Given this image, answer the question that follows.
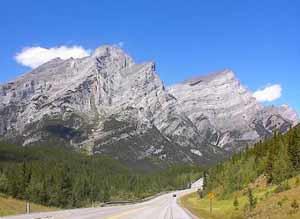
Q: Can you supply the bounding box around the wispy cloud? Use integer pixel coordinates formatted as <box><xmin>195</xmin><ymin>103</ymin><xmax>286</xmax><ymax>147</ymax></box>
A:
<box><xmin>253</xmin><ymin>84</ymin><xmax>282</xmax><ymax>102</ymax></box>
<box><xmin>15</xmin><ymin>46</ymin><xmax>91</xmax><ymax>68</ymax></box>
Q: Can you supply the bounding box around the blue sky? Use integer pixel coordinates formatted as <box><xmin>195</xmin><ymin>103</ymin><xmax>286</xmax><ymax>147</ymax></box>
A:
<box><xmin>0</xmin><ymin>0</ymin><xmax>299</xmax><ymax>112</ymax></box>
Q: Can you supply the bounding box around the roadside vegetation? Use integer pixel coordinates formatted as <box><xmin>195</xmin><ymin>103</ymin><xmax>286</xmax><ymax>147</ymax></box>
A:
<box><xmin>181</xmin><ymin>124</ymin><xmax>300</xmax><ymax>219</ymax></box>
<box><xmin>0</xmin><ymin>142</ymin><xmax>202</xmax><ymax>210</ymax></box>
<box><xmin>0</xmin><ymin>193</ymin><xmax>56</xmax><ymax>217</ymax></box>
<box><xmin>182</xmin><ymin>175</ymin><xmax>300</xmax><ymax>219</ymax></box>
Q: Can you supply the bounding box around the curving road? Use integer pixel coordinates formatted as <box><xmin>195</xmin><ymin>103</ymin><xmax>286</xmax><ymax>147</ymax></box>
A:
<box><xmin>3</xmin><ymin>179</ymin><xmax>202</xmax><ymax>219</ymax></box>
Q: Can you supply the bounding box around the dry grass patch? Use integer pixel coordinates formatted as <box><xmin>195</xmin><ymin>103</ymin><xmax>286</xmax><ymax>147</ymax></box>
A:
<box><xmin>0</xmin><ymin>194</ymin><xmax>57</xmax><ymax>217</ymax></box>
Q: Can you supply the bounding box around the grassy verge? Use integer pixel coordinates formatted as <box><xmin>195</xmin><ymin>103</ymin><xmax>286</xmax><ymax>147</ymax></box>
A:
<box><xmin>0</xmin><ymin>194</ymin><xmax>57</xmax><ymax>217</ymax></box>
<box><xmin>181</xmin><ymin>176</ymin><xmax>300</xmax><ymax>219</ymax></box>
<box><xmin>181</xmin><ymin>192</ymin><xmax>245</xmax><ymax>219</ymax></box>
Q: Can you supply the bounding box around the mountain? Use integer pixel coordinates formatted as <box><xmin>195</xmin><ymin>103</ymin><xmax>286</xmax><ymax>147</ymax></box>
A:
<box><xmin>0</xmin><ymin>45</ymin><xmax>298</xmax><ymax>167</ymax></box>
<box><xmin>168</xmin><ymin>70</ymin><xmax>298</xmax><ymax>151</ymax></box>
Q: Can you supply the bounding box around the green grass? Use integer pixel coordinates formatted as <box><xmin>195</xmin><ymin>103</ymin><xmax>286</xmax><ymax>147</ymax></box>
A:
<box><xmin>181</xmin><ymin>176</ymin><xmax>300</xmax><ymax>219</ymax></box>
<box><xmin>0</xmin><ymin>194</ymin><xmax>57</xmax><ymax>217</ymax></box>
<box><xmin>181</xmin><ymin>192</ymin><xmax>245</xmax><ymax>219</ymax></box>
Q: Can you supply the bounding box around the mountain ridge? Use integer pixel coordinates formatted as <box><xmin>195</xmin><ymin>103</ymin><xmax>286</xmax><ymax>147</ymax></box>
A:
<box><xmin>0</xmin><ymin>45</ymin><xmax>298</xmax><ymax>166</ymax></box>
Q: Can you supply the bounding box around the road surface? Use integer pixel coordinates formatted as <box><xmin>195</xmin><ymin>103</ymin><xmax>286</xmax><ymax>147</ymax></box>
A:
<box><xmin>3</xmin><ymin>179</ymin><xmax>203</xmax><ymax>219</ymax></box>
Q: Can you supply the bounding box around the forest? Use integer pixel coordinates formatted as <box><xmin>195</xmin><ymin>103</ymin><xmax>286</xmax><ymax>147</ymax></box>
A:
<box><xmin>0</xmin><ymin>142</ymin><xmax>202</xmax><ymax>208</ymax></box>
<box><xmin>203</xmin><ymin>124</ymin><xmax>300</xmax><ymax>198</ymax></box>
<box><xmin>2</xmin><ymin>124</ymin><xmax>299</xmax><ymax>211</ymax></box>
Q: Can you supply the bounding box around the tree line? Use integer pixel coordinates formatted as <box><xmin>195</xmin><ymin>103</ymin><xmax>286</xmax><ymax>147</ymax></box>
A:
<box><xmin>203</xmin><ymin>124</ymin><xmax>300</xmax><ymax>198</ymax></box>
<box><xmin>0</xmin><ymin>142</ymin><xmax>202</xmax><ymax>208</ymax></box>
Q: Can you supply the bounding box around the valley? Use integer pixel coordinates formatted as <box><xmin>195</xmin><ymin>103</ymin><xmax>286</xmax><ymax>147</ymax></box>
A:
<box><xmin>0</xmin><ymin>45</ymin><xmax>299</xmax><ymax>218</ymax></box>
<box><xmin>1</xmin><ymin>1</ymin><xmax>299</xmax><ymax>218</ymax></box>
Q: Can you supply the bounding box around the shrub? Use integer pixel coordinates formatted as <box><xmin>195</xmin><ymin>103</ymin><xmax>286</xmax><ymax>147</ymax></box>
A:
<box><xmin>197</xmin><ymin>189</ymin><xmax>204</xmax><ymax>199</ymax></box>
<box><xmin>233</xmin><ymin>196</ymin><xmax>239</xmax><ymax>210</ymax></box>
<box><xmin>274</xmin><ymin>182</ymin><xmax>291</xmax><ymax>193</ymax></box>
<box><xmin>295</xmin><ymin>177</ymin><xmax>300</xmax><ymax>187</ymax></box>
<box><xmin>291</xmin><ymin>200</ymin><xmax>299</xmax><ymax>211</ymax></box>
<box><xmin>278</xmin><ymin>196</ymin><xmax>289</xmax><ymax>208</ymax></box>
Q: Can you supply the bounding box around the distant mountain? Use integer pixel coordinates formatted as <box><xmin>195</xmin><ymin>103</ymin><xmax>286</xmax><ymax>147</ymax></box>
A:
<box><xmin>168</xmin><ymin>69</ymin><xmax>298</xmax><ymax>151</ymax></box>
<box><xmin>0</xmin><ymin>45</ymin><xmax>298</xmax><ymax>166</ymax></box>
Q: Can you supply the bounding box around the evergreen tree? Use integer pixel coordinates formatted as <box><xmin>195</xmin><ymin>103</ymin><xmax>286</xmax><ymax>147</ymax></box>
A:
<box><xmin>272</xmin><ymin>141</ymin><xmax>292</xmax><ymax>184</ymax></box>
<box><xmin>247</xmin><ymin>188</ymin><xmax>257</xmax><ymax>211</ymax></box>
<box><xmin>202</xmin><ymin>171</ymin><xmax>208</xmax><ymax>191</ymax></box>
<box><xmin>204</xmin><ymin>125</ymin><xmax>300</xmax><ymax>201</ymax></box>
<box><xmin>288</xmin><ymin>132</ymin><xmax>300</xmax><ymax>171</ymax></box>
<box><xmin>0</xmin><ymin>171</ymin><xmax>8</xmax><ymax>193</ymax></box>
<box><xmin>265</xmin><ymin>152</ymin><xmax>274</xmax><ymax>184</ymax></box>
<box><xmin>0</xmin><ymin>141</ymin><xmax>203</xmax><ymax>208</ymax></box>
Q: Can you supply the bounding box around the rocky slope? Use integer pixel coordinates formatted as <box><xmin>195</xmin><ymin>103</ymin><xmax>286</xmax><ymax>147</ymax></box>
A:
<box><xmin>168</xmin><ymin>70</ymin><xmax>298</xmax><ymax>151</ymax></box>
<box><xmin>0</xmin><ymin>45</ymin><xmax>298</xmax><ymax>167</ymax></box>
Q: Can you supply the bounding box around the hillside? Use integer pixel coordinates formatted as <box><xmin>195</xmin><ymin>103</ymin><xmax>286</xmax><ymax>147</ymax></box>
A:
<box><xmin>181</xmin><ymin>124</ymin><xmax>300</xmax><ymax>219</ymax></box>
<box><xmin>0</xmin><ymin>142</ymin><xmax>202</xmax><ymax>209</ymax></box>
<box><xmin>181</xmin><ymin>175</ymin><xmax>300</xmax><ymax>219</ymax></box>
<box><xmin>204</xmin><ymin>124</ymin><xmax>300</xmax><ymax>197</ymax></box>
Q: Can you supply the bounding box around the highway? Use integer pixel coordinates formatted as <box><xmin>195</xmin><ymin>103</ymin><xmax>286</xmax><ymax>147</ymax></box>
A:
<box><xmin>3</xmin><ymin>179</ymin><xmax>202</xmax><ymax>219</ymax></box>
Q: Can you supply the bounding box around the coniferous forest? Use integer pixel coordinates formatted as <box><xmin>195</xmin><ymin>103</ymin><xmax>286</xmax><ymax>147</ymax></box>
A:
<box><xmin>203</xmin><ymin>124</ymin><xmax>300</xmax><ymax>197</ymax></box>
<box><xmin>1</xmin><ymin>124</ymin><xmax>299</xmax><ymax>211</ymax></box>
<box><xmin>0</xmin><ymin>143</ymin><xmax>202</xmax><ymax>208</ymax></box>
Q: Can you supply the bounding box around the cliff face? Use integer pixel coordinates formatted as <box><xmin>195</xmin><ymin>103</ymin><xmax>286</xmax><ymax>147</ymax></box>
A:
<box><xmin>0</xmin><ymin>45</ymin><xmax>298</xmax><ymax>166</ymax></box>
<box><xmin>168</xmin><ymin>70</ymin><xmax>298</xmax><ymax>151</ymax></box>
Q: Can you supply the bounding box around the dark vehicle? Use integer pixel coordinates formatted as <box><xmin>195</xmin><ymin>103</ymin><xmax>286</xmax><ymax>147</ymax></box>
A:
<box><xmin>173</xmin><ymin>194</ymin><xmax>177</xmax><ymax>198</ymax></box>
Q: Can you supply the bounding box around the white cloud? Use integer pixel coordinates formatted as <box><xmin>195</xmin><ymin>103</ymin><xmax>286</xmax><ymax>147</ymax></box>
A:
<box><xmin>253</xmin><ymin>84</ymin><xmax>282</xmax><ymax>102</ymax></box>
<box><xmin>15</xmin><ymin>46</ymin><xmax>91</xmax><ymax>68</ymax></box>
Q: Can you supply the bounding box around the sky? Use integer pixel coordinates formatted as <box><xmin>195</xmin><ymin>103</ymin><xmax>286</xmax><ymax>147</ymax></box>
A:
<box><xmin>0</xmin><ymin>0</ymin><xmax>299</xmax><ymax>113</ymax></box>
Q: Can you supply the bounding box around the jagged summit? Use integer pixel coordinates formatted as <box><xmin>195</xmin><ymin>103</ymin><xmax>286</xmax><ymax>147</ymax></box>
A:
<box><xmin>265</xmin><ymin>105</ymin><xmax>299</xmax><ymax>126</ymax></box>
<box><xmin>92</xmin><ymin>45</ymin><xmax>134</xmax><ymax>67</ymax></box>
<box><xmin>0</xmin><ymin>44</ymin><xmax>298</xmax><ymax>167</ymax></box>
<box><xmin>183</xmin><ymin>69</ymin><xmax>235</xmax><ymax>85</ymax></box>
<box><xmin>92</xmin><ymin>45</ymin><xmax>126</xmax><ymax>57</ymax></box>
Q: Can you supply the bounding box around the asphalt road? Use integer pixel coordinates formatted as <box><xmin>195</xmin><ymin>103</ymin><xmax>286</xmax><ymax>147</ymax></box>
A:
<box><xmin>3</xmin><ymin>179</ymin><xmax>203</xmax><ymax>219</ymax></box>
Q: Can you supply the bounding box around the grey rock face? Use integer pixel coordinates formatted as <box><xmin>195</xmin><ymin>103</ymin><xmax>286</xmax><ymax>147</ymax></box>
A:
<box><xmin>168</xmin><ymin>70</ymin><xmax>298</xmax><ymax>151</ymax></box>
<box><xmin>0</xmin><ymin>46</ymin><xmax>298</xmax><ymax>166</ymax></box>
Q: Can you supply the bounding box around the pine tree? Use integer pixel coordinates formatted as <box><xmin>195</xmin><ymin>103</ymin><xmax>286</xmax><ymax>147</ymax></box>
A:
<box><xmin>272</xmin><ymin>141</ymin><xmax>292</xmax><ymax>183</ymax></box>
<box><xmin>202</xmin><ymin>171</ymin><xmax>208</xmax><ymax>191</ymax></box>
<box><xmin>103</xmin><ymin>185</ymin><xmax>111</xmax><ymax>203</ymax></box>
<box><xmin>288</xmin><ymin>130</ymin><xmax>300</xmax><ymax>171</ymax></box>
<box><xmin>247</xmin><ymin>188</ymin><xmax>257</xmax><ymax>211</ymax></box>
<box><xmin>0</xmin><ymin>173</ymin><xmax>8</xmax><ymax>193</ymax></box>
<box><xmin>265</xmin><ymin>152</ymin><xmax>274</xmax><ymax>184</ymax></box>
<box><xmin>58</xmin><ymin>168</ymin><xmax>72</xmax><ymax>207</ymax></box>
<box><xmin>39</xmin><ymin>179</ymin><xmax>48</xmax><ymax>205</ymax></box>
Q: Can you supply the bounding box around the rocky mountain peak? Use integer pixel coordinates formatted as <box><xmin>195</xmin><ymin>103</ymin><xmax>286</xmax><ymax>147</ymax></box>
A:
<box><xmin>264</xmin><ymin>105</ymin><xmax>299</xmax><ymax>126</ymax></box>
<box><xmin>0</xmin><ymin>45</ymin><xmax>298</xmax><ymax>167</ymax></box>
<box><xmin>92</xmin><ymin>45</ymin><xmax>122</xmax><ymax>56</ymax></box>
<box><xmin>168</xmin><ymin>69</ymin><xmax>298</xmax><ymax>150</ymax></box>
<box><xmin>280</xmin><ymin>105</ymin><xmax>299</xmax><ymax>125</ymax></box>
<box><xmin>184</xmin><ymin>68</ymin><xmax>236</xmax><ymax>85</ymax></box>
<box><xmin>92</xmin><ymin>45</ymin><xmax>134</xmax><ymax>69</ymax></box>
